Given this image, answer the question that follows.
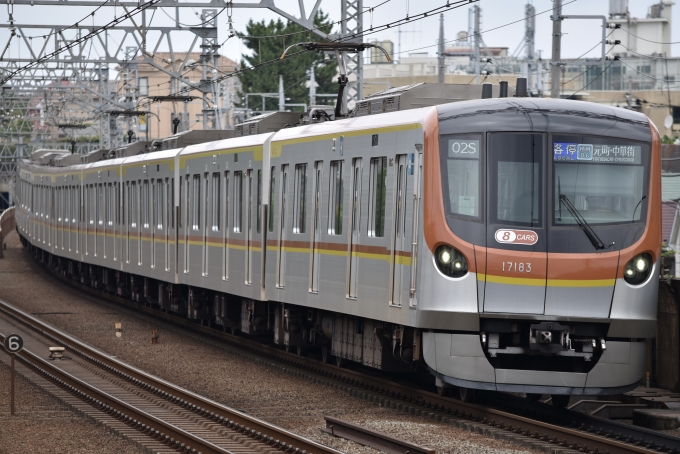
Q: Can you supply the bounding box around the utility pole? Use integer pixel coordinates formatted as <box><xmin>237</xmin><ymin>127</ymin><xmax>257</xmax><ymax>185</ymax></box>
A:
<box><xmin>279</xmin><ymin>75</ymin><xmax>285</xmax><ymax>112</ymax></box>
<box><xmin>309</xmin><ymin>66</ymin><xmax>317</xmax><ymax>106</ymax></box>
<box><xmin>550</xmin><ymin>0</ymin><xmax>563</xmax><ymax>98</ymax></box>
<box><xmin>524</xmin><ymin>3</ymin><xmax>536</xmax><ymax>95</ymax></box>
<box><xmin>438</xmin><ymin>14</ymin><xmax>445</xmax><ymax>84</ymax></box>
<box><xmin>473</xmin><ymin>5</ymin><xmax>481</xmax><ymax>85</ymax></box>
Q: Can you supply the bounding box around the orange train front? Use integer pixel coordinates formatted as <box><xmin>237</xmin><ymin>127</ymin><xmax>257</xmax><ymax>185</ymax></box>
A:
<box><xmin>420</xmin><ymin>98</ymin><xmax>661</xmax><ymax>401</ymax></box>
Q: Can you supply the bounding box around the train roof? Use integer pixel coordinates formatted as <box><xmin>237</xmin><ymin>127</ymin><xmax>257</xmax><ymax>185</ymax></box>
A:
<box><xmin>271</xmin><ymin>106</ymin><xmax>436</xmax><ymax>144</ymax></box>
<box><xmin>436</xmin><ymin>97</ymin><xmax>652</xmax><ymax>142</ymax></box>
<box><xmin>178</xmin><ymin>132</ymin><xmax>272</xmax><ymax>157</ymax></box>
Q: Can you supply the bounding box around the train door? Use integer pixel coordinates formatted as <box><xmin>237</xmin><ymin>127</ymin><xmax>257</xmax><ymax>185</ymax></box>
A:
<box><xmin>408</xmin><ymin>149</ymin><xmax>422</xmax><ymax>307</ymax></box>
<box><xmin>347</xmin><ymin>158</ymin><xmax>362</xmax><ymax>299</ymax></box>
<box><xmin>309</xmin><ymin>161</ymin><xmax>322</xmax><ymax>293</ymax></box>
<box><xmin>483</xmin><ymin>133</ymin><xmax>547</xmax><ymax>314</ymax></box>
<box><xmin>202</xmin><ymin>173</ymin><xmax>209</xmax><ymax>277</ymax></box>
<box><xmin>151</xmin><ymin>180</ymin><xmax>156</xmax><ymax>269</ymax></box>
<box><xmin>276</xmin><ymin>165</ymin><xmax>289</xmax><ymax>288</ymax></box>
<box><xmin>67</xmin><ymin>186</ymin><xmax>72</xmax><ymax>252</ymax></box>
<box><xmin>183</xmin><ymin>175</ymin><xmax>190</xmax><ymax>274</ymax></box>
<box><xmin>245</xmin><ymin>169</ymin><xmax>252</xmax><ymax>285</ymax></box>
<box><xmin>222</xmin><ymin>171</ymin><xmax>230</xmax><ymax>281</ymax></box>
<box><xmin>389</xmin><ymin>154</ymin><xmax>409</xmax><ymax>307</ymax></box>
<box><xmin>113</xmin><ymin>182</ymin><xmax>118</xmax><ymax>262</ymax></box>
<box><xmin>75</xmin><ymin>186</ymin><xmax>80</xmax><ymax>254</ymax></box>
<box><xmin>125</xmin><ymin>182</ymin><xmax>131</xmax><ymax>263</ymax></box>
<box><xmin>58</xmin><ymin>187</ymin><xmax>63</xmax><ymax>250</ymax></box>
<box><xmin>163</xmin><ymin>178</ymin><xmax>169</xmax><ymax>272</ymax></box>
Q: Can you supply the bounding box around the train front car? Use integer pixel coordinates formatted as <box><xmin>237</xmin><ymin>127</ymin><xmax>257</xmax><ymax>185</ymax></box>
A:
<box><xmin>420</xmin><ymin>98</ymin><xmax>660</xmax><ymax>402</ymax></box>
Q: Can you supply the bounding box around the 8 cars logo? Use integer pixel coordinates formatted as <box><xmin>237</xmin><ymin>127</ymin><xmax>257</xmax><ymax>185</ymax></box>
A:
<box><xmin>494</xmin><ymin>229</ymin><xmax>538</xmax><ymax>245</ymax></box>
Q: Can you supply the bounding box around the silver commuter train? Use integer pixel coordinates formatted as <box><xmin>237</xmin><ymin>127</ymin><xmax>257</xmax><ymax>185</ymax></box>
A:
<box><xmin>15</xmin><ymin>96</ymin><xmax>661</xmax><ymax>404</ymax></box>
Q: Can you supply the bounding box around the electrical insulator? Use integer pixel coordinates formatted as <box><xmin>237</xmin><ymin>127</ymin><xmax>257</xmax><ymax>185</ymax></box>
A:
<box><xmin>480</xmin><ymin>70</ymin><xmax>490</xmax><ymax>76</ymax></box>
<box><xmin>605</xmin><ymin>40</ymin><xmax>621</xmax><ymax>45</ymax></box>
<box><xmin>480</xmin><ymin>58</ymin><xmax>492</xmax><ymax>63</ymax></box>
<box><xmin>605</xmin><ymin>55</ymin><xmax>621</xmax><ymax>61</ymax></box>
<box><xmin>606</xmin><ymin>23</ymin><xmax>621</xmax><ymax>29</ymax></box>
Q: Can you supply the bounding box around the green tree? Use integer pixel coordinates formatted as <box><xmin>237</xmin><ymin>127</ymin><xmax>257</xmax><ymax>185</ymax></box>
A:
<box><xmin>237</xmin><ymin>11</ymin><xmax>337</xmax><ymax>113</ymax></box>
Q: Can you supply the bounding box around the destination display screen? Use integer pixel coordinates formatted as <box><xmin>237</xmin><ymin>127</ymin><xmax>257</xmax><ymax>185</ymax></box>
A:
<box><xmin>553</xmin><ymin>142</ymin><xmax>641</xmax><ymax>164</ymax></box>
<box><xmin>448</xmin><ymin>139</ymin><xmax>480</xmax><ymax>159</ymax></box>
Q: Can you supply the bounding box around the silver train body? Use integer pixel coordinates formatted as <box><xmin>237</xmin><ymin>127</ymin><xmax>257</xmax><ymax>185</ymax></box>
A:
<box><xmin>14</xmin><ymin>98</ymin><xmax>661</xmax><ymax>396</ymax></box>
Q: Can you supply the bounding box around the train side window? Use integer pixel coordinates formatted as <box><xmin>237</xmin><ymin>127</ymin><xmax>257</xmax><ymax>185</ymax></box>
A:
<box><xmin>256</xmin><ymin>169</ymin><xmax>262</xmax><ymax>234</ymax></box>
<box><xmin>94</xmin><ymin>183</ymin><xmax>104</xmax><ymax>225</ymax></box>
<box><xmin>223</xmin><ymin>171</ymin><xmax>229</xmax><ymax>230</ymax></box>
<box><xmin>328</xmin><ymin>160</ymin><xmax>344</xmax><ymax>235</ymax></box>
<box><xmin>178</xmin><ymin>177</ymin><xmax>184</xmax><ymax>229</ymax></box>
<box><xmin>73</xmin><ymin>187</ymin><xmax>76</xmax><ymax>223</ymax></box>
<box><xmin>368</xmin><ymin>157</ymin><xmax>387</xmax><ymax>237</ymax></box>
<box><xmin>90</xmin><ymin>185</ymin><xmax>95</xmax><ymax>225</ymax></box>
<box><xmin>192</xmin><ymin>175</ymin><xmax>201</xmax><ymax>230</ymax></box>
<box><xmin>170</xmin><ymin>178</ymin><xmax>174</xmax><ymax>229</ymax></box>
<box><xmin>157</xmin><ymin>179</ymin><xmax>164</xmax><ymax>230</ymax></box>
<box><xmin>106</xmin><ymin>183</ymin><xmax>112</xmax><ymax>226</ymax></box>
<box><xmin>293</xmin><ymin>164</ymin><xmax>307</xmax><ymax>234</ymax></box>
<box><xmin>212</xmin><ymin>172</ymin><xmax>220</xmax><ymax>231</ymax></box>
<box><xmin>130</xmin><ymin>181</ymin><xmax>137</xmax><ymax>228</ymax></box>
<box><xmin>268</xmin><ymin>167</ymin><xmax>275</xmax><ymax>232</ymax></box>
<box><xmin>64</xmin><ymin>187</ymin><xmax>70</xmax><ymax>223</ymax></box>
<box><xmin>234</xmin><ymin>171</ymin><xmax>242</xmax><ymax>233</ymax></box>
<box><xmin>115</xmin><ymin>182</ymin><xmax>121</xmax><ymax>227</ymax></box>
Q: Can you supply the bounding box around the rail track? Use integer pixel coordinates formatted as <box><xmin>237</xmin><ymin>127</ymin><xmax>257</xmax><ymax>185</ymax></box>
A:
<box><xmin>20</xmin><ymin>251</ymin><xmax>680</xmax><ymax>454</ymax></box>
<box><xmin>0</xmin><ymin>299</ymin><xmax>342</xmax><ymax>454</ymax></box>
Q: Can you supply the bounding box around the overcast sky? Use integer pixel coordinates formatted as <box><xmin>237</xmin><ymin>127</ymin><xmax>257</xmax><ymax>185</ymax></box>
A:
<box><xmin>1</xmin><ymin>0</ymin><xmax>678</xmax><ymax>68</ymax></box>
<box><xmin>222</xmin><ymin>0</ymin><xmax>680</xmax><ymax>62</ymax></box>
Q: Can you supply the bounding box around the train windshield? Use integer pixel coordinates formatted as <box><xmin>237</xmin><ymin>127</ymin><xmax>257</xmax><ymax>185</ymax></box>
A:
<box><xmin>442</xmin><ymin>135</ymin><xmax>483</xmax><ymax>219</ymax></box>
<box><xmin>552</xmin><ymin>135</ymin><xmax>649</xmax><ymax>225</ymax></box>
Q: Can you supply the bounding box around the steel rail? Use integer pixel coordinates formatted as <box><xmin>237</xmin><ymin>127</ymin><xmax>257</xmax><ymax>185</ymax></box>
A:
<box><xmin>25</xmin><ymin>254</ymin><xmax>674</xmax><ymax>454</ymax></box>
<box><xmin>0</xmin><ymin>332</ymin><xmax>235</xmax><ymax>454</ymax></box>
<box><xmin>323</xmin><ymin>416</ymin><xmax>435</xmax><ymax>454</ymax></box>
<box><xmin>0</xmin><ymin>300</ymin><xmax>341</xmax><ymax>454</ymax></box>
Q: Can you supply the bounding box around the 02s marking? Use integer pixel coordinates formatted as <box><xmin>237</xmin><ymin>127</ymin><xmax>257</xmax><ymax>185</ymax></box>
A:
<box><xmin>502</xmin><ymin>262</ymin><xmax>532</xmax><ymax>273</ymax></box>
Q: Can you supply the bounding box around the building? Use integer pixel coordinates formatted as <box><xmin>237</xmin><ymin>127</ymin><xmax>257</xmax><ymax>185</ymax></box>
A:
<box><xmin>116</xmin><ymin>53</ymin><xmax>240</xmax><ymax>140</ymax></box>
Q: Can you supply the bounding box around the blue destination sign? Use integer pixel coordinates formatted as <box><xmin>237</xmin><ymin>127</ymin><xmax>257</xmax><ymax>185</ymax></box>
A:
<box><xmin>553</xmin><ymin>142</ymin><xmax>641</xmax><ymax>164</ymax></box>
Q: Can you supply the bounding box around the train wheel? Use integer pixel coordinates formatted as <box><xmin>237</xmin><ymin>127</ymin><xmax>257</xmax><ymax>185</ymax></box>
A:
<box><xmin>321</xmin><ymin>346</ymin><xmax>332</xmax><ymax>363</ymax></box>
<box><xmin>437</xmin><ymin>386</ymin><xmax>451</xmax><ymax>397</ymax></box>
<box><xmin>459</xmin><ymin>387</ymin><xmax>475</xmax><ymax>403</ymax></box>
<box><xmin>551</xmin><ymin>394</ymin><xmax>571</xmax><ymax>408</ymax></box>
<box><xmin>525</xmin><ymin>393</ymin><xmax>542</xmax><ymax>402</ymax></box>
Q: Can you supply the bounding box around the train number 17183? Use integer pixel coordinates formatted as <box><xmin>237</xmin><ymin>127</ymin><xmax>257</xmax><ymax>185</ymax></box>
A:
<box><xmin>502</xmin><ymin>262</ymin><xmax>532</xmax><ymax>273</ymax></box>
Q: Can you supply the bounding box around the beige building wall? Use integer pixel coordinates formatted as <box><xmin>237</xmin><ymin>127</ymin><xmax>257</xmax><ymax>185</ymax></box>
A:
<box><xmin>118</xmin><ymin>53</ymin><xmax>238</xmax><ymax>140</ymax></box>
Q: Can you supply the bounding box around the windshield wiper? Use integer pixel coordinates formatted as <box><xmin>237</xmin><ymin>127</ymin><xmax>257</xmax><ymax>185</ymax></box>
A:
<box><xmin>559</xmin><ymin>194</ymin><xmax>610</xmax><ymax>250</ymax></box>
<box><xmin>631</xmin><ymin>195</ymin><xmax>646</xmax><ymax>222</ymax></box>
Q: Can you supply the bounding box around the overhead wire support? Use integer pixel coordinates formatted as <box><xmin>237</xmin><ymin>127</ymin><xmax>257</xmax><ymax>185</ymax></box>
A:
<box><xmin>0</xmin><ymin>0</ymin><xmax>162</xmax><ymax>85</ymax></box>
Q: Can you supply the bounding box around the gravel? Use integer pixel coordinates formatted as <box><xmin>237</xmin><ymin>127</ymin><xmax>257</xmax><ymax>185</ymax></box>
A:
<box><xmin>0</xmin><ymin>231</ymin><xmax>540</xmax><ymax>454</ymax></box>
<box><xmin>0</xmin><ymin>356</ymin><xmax>142</xmax><ymax>453</ymax></box>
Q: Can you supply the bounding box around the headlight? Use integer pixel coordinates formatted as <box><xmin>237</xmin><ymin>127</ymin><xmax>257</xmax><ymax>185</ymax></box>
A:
<box><xmin>623</xmin><ymin>253</ymin><xmax>652</xmax><ymax>286</ymax></box>
<box><xmin>435</xmin><ymin>245</ymin><xmax>468</xmax><ymax>278</ymax></box>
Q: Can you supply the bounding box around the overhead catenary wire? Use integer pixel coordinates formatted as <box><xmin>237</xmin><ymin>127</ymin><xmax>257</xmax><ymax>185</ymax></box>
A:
<box><xmin>24</xmin><ymin>0</ymin><xmax>109</xmax><ymax>39</ymax></box>
<box><xmin>1</xmin><ymin>0</ymin><xmax>161</xmax><ymax>85</ymax></box>
<box><xmin>566</xmin><ymin>59</ymin><xmax>616</xmax><ymax>99</ymax></box>
<box><xmin>618</xmin><ymin>27</ymin><xmax>680</xmax><ymax>45</ymax></box>
<box><xmin>138</xmin><ymin>0</ymin><xmax>474</xmax><ymax>109</ymax></box>
<box><xmin>391</xmin><ymin>0</ymin><xmax>580</xmax><ymax>58</ymax></box>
